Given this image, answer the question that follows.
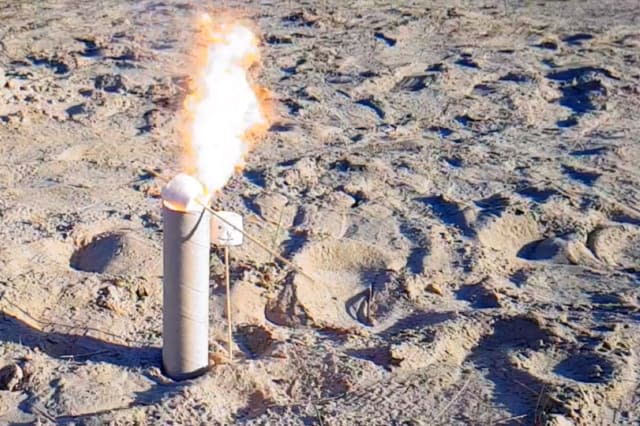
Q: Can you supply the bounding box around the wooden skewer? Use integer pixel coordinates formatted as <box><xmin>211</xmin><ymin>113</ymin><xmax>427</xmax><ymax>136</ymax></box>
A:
<box><xmin>224</xmin><ymin>246</ymin><xmax>233</xmax><ymax>363</ymax></box>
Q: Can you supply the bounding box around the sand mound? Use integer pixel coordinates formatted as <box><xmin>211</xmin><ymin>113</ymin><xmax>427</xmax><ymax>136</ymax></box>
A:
<box><xmin>477</xmin><ymin>212</ymin><xmax>540</xmax><ymax>258</ymax></box>
<box><xmin>70</xmin><ymin>231</ymin><xmax>160</xmax><ymax>276</ymax></box>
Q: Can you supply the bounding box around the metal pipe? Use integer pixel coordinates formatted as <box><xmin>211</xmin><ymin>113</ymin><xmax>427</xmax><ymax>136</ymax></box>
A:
<box><xmin>162</xmin><ymin>175</ymin><xmax>211</xmax><ymax>380</ymax></box>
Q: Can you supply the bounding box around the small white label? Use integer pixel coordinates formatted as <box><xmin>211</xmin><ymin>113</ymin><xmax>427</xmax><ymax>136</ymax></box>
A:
<box><xmin>211</xmin><ymin>211</ymin><xmax>243</xmax><ymax>246</ymax></box>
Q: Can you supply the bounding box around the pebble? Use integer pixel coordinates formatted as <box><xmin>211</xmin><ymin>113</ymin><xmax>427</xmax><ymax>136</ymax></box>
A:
<box><xmin>0</xmin><ymin>363</ymin><xmax>24</xmax><ymax>391</ymax></box>
<box><xmin>426</xmin><ymin>283</ymin><xmax>444</xmax><ymax>296</ymax></box>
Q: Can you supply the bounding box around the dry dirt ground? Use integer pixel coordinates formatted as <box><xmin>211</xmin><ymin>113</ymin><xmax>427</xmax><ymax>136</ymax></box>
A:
<box><xmin>1</xmin><ymin>0</ymin><xmax>640</xmax><ymax>425</ymax></box>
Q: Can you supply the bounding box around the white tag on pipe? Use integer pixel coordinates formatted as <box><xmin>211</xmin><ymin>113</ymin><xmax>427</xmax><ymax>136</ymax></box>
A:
<box><xmin>211</xmin><ymin>211</ymin><xmax>243</xmax><ymax>246</ymax></box>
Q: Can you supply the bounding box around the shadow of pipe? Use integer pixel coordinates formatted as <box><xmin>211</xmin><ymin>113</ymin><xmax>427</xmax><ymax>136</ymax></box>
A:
<box><xmin>0</xmin><ymin>311</ymin><xmax>160</xmax><ymax>369</ymax></box>
<box><xmin>0</xmin><ymin>311</ymin><xmax>200</xmax><ymax>423</ymax></box>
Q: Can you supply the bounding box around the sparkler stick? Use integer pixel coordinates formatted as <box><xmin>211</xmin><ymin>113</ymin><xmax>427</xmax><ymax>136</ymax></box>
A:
<box><xmin>156</xmin><ymin>16</ymin><xmax>314</xmax><ymax>379</ymax></box>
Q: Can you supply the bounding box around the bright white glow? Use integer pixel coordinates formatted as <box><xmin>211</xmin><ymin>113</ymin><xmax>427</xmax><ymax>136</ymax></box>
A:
<box><xmin>185</xmin><ymin>20</ymin><xmax>266</xmax><ymax>195</ymax></box>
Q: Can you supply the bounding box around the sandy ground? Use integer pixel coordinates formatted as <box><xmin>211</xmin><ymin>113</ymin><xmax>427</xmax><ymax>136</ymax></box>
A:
<box><xmin>1</xmin><ymin>0</ymin><xmax>639</xmax><ymax>424</ymax></box>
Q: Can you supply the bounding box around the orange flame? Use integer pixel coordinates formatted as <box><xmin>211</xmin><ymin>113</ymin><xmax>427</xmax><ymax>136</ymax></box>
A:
<box><xmin>179</xmin><ymin>13</ymin><xmax>271</xmax><ymax>196</ymax></box>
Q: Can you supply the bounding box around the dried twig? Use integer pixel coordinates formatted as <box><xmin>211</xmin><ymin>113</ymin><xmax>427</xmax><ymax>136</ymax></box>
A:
<box><xmin>312</xmin><ymin>404</ymin><xmax>325</xmax><ymax>426</ymax></box>
<box><xmin>272</xmin><ymin>205</ymin><xmax>286</xmax><ymax>258</ymax></box>
<box><xmin>32</xmin><ymin>406</ymin><xmax>56</xmax><ymax>422</ymax></box>
<box><xmin>534</xmin><ymin>384</ymin><xmax>547</xmax><ymax>424</ymax></box>
<box><xmin>494</xmin><ymin>414</ymin><xmax>528</xmax><ymax>424</ymax></box>
<box><xmin>432</xmin><ymin>375</ymin><xmax>471</xmax><ymax>421</ymax></box>
<box><xmin>59</xmin><ymin>350</ymin><xmax>111</xmax><ymax>359</ymax></box>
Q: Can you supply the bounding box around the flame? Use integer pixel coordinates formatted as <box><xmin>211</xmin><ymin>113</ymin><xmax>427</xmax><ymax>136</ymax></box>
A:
<box><xmin>180</xmin><ymin>14</ymin><xmax>269</xmax><ymax>196</ymax></box>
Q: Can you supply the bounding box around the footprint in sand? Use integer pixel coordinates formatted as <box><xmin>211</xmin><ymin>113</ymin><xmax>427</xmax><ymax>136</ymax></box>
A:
<box><xmin>476</xmin><ymin>205</ymin><xmax>601</xmax><ymax>269</ymax></box>
<box><xmin>291</xmin><ymin>240</ymin><xmax>404</xmax><ymax>330</ymax></box>
<box><xmin>553</xmin><ymin>353</ymin><xmax>615</xmax><ymax>384</ymax></box>
<box><xmin>587</xmin><ymin>225</ymin><xmax>640</xmax><ymax>269</ymax></box>
<box><xmin>466</xmin><ymin>316</ymin><xmax>555</xmax><ymax>418</ymax></box>
<box><xmin>468</xmin><ymin>313</ymin><xmax>636</xmax><ymax>422</ymax></box>
<box><xmin>545</xmin><ymin>66</ymin><xmax>615</xmax><ymax>128</ymax></box>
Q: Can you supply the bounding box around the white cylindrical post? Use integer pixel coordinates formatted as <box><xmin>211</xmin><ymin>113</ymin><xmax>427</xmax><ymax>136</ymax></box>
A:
<box><xmin>161</xmin><ymin>174</ymin><xmax>211</xmax><ymax>380</ymax></box>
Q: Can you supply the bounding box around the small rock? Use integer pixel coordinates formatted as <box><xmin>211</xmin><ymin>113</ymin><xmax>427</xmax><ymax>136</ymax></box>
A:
<box><xmin>0</xmin><ymin>363</ymin><xmax>24</xmax><ymax>391</ymax></box>
<box><xmin>136</xmin><ymin>282</ymin><xmax>149</xmax><ymax>299</ymax></box>
<box><xmin>237</xmin><ymin>325</ymin><xmax>275</xmax><ymax>357</ymax></box>
<box><xmin>325</xmin><ymin>191</ymin><xmax>356</xmax><ymax>210</ymax></box>
<box><xmin>0</xmin><ymin>68</ymin><xmax>6</xmax><ymax>88</ymax></box>
<box><xmin>457</xmin><ymin>281</ymin><xmax>501</xmax><ymax>308</ymax></box>
<box><xmin>209</xmin><ymin>351</ymin><xmax>230</xmax><ymax>366</ymax></box>
<box><xmin>94</xmin><ymin>73</ymin><xmax>129</xmax><ymax>93</ymax></box>
<box><xmin>589</xmin><ymin>363</ymin><xmax>604</xmax><ymax>379</ymax></box>
<box><xmin>426</xmin><ymin>283</ymin><xmax>444</xmax><ymax>296</ymax></box>
<box><xmin>300</xmin><ymin>85</ymin><xmax>321</xmax><ymax>101</ymax></box>
<box><xmin>20</xmin><ymin>361</ymin><xmax>35</xmax><ymax>381</ymax></box>
<box><xmin>96</xmin><ymin>286</ymin><xmax>126</xmax><ymax>315</ymax></box>
<box><xmin>6</xmin><ymin>78</ymin><xmax>19</xmax><ymax>90</ymax></box>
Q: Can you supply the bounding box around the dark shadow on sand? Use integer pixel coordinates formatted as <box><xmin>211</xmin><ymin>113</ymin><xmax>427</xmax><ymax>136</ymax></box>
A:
<box><xmin>0</xmin><ymin>311</ymin><xmax>160</xmax><ymax>368</ymax></box>
<box><xmin>0</xmin><ymin>311</ymin><xmax>192</xmax><ymax>423</ymax></box>
<box><xmin>416</xmin><ymin>195</ymin><xmax>476</xmax><ymax>238</ymax></box>
<box><xmin>464</xmin><ymin>316</ymin><xmax>555</xmax><ymax>422</ymax></box>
